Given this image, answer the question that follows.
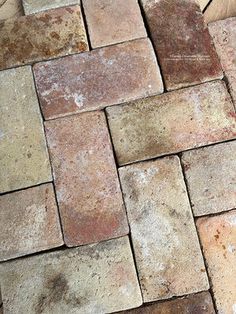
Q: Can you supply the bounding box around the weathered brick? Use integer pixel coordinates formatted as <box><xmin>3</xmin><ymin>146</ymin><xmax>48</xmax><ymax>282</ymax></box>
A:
<box><xmin>197</xmin><ymin>211</ymin><xmax>236</xmax><ymax>314</ymax></box>
<box><xmin>140</xmin><ymin>0</ymin><xmax>222</xmax><ymax>90</ymax></box>
<box><xmin>118</xmin><ymin>291</ymin><xmax>215</xmax><ymax>313</ymax></box>
<box><xmin>0</xmin><ymin>183</ymin><xmax>63</xmax><ymax>261</ymax></box>
<box><xmin>33</xmin><ymin>38</ymin><xmax>163</xmax><ymax>120</ymax></box>
<box><xmin>23</xmin><ymin>0</ymin><xmax>79</xmax><ymax>15</ymax></box>
<box><xmin>0</xmin><ymin>66</ymin><xmax>51</xmax><ymax>193</ymax></box>
<box><xmin>83</xmin><ymin>0</ymin><xmax>146</xmax><ymax>48</ymax></box>
<box><xmin>45</xmin><ymin>112</ymin><xmax>128</xmax><ymax>246</ymax></box>
<box><xmin>106</xmin><ymin>80</ymin><xmax>236</xmax><ymax>166</ymax></box>
<box><xmin>0</xmin><ymin>237</ymin><xmax>142</xmax><ymax>313</ymax></box>
<box><xmin>119</xmin><ymin>156</ymin><xmax>208</xmax><ymax>302</ymax></box>
<box><xmin>209</xmin><ymin>17</ymin><xmax>236</xmax><ymax>104</ymax></box>
<box><xmin>0</xmin><ymin>5</ymin><xmax>88</xmax><ymax>70</ymax></box>
<box><xmin>182</xmin><ymin>141</ymin><xmax>236</xmax><ymax>217</ymax></box>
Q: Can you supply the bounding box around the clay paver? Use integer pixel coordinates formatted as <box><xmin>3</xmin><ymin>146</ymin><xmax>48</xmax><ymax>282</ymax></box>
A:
<box><xmin>204</xmin><ymin>0</ymin><xmax>236</xmax><ymax>24</ymax></box>
<box><xmin>119</xmin><ymin>156</ymin><xmax>209</xmax><ymax>302</ymax></box>
<box><xmin>33</xmin><ymin>38</ymin><xmax>163</xmax><ymax>120</ymax></box>
<box><xmin>23</xmin><ymin>0</ymin><xmax>80</xmax><ymax>14</ymax></box>
<box><xmin>83</xmin><ymin>0</ymin><xmax>147</xmax><ymax>48</ymax></box>
<box><xmin>209</xmin><ymin>17</ymin><xmax>236</xmax><ymax>104</ymax></box>
<box><xmin>197</xmin><ymin>211</ymin><xmax>236</xmax><ymax>314</ymax></box>
<box><xmin>0</xmin><ymin>5</ymin><xmax>88</xmax><ymax>70</ymax></box>
<box><xmin>106</xmin><ymin>80</ymin><xmax>236</xmax><ymax>166</ymax></box>
<box><xmin>0</xmin><ymin>237</ymin><xmax>142</xmax><ymax>314</ymax></box>
<box><xmin>45</xmin><ymin>111</ymin><xmax>128</xmax><ymax>247</ymax></box>
<box><xmin>0</xmin><ymin>66</ymin><xmax>51</xmax><ymax>193</ymax></box>
<box><xmin>140</xmin><ymin>0</ymin><xmax>222</xmax><ymax>90</ymax></box>
<box><xmin>0</xmin><ymin>183</ymin><xmax>63</xmax><ymax>262</ymax></box>
<box><xmin>182</xmin><ymin>141</ymin><xmax>236</xmax><ymax>217</ymax></box>
<box><xmin>0</xmin><ymin>0</ymin><xmax>23</xmax><ymax>22</ymax></box>
<box><xmin>118</xmin><ymin>291</ymin><xmax>215</xmax><ymax>313</ymax></box>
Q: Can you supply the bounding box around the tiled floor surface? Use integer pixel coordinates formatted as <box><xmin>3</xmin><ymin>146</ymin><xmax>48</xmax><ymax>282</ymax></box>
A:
<box><xmin>0</xmin><ymin>0</ymin><xmax>236</xmax><ymax>313</ymax></box>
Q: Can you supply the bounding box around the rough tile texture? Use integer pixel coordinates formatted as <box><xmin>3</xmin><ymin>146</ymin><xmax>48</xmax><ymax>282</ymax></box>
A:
<box><xmin>209</xmin><ymin>18</ymin><xmax>236</xmax><ymax>104</ymax></box>
<box><xmin>119</xmin><ymin>156</ymin><xmax>209</xmax><ymax>302</ymax></box>
<box><xmin>204</xmin><ymin>0</ymin><xmax>236</xmax><ymax>24</ymax></box>
<box><xmin>0</xmin><ymin>5</ymin><xmax>88</xmax><ymax>70</ymax></box>
<box><xmin>0</xmin><ymin>237</ymin><xmax>142</xmax><ymax>313</ymax></box>
<box><xmin>83</xmin><ymin>0</ymin><xmax>147</xmax><ymax>48</ymax></box>
<box><xmin>197</xmin><ymin>211</ymin><xmax>236</xmax><ymax>314</ymax></box>
<box><xmin>0</xmin><ymin>67</ymin><xmax>51</xmax><ymax>193</ymax></box>
<box><xmin>45</xmin><ymin>112</ymin><xmax>128</xmax><ymax>246</ymax></box>
<box><xmin>118</xmin><ymin>291</ymin><xmax>215</xmax><ymax>313</ymax></box>
<box><xmin>198</xmin><ymin>0</ymin><xmax>210</xmax><ymax>11</ymax></box>
<box><xmin>33</xmin><ymin>38</ymin><xmax>163</xmax><ymax>120</ymax></box>
<box><xmin>140</xmin><ymin>0</ymin><xmax>222</xmax><ymax>90</ymax></box>
<box><xmin>23</xmin><ymin>0</ymin><xmax>79</xmax><ymax>14</ymax></box>
<box><xmin>0</xmin><ymin>0</ymin><xmax>23</xmax><ymax>22</ymax></box>
<box><xmin>0</xmin><ymin>184</ymin><xmax>63</xmax><ymax>262</ymax></box>
<box><xmin>182</xmin><ymin>141</ymin><xmax>236</xmax><ymax>217</ymax></box>
<box><xmin>106</xmin><ymin>80</ymin><xmax>236</xmax><ymax>166</ymax></box>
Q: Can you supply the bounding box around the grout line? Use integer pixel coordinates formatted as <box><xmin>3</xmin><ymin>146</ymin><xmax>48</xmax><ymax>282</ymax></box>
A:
<box><xmin>80</xmin><ymin>0</ymin><xmax>92</xmax><ymax>51</ymax></box>
<box><xmin>194</xmin><ymin>206</ymin><xmax>236</xmax><ymax>220</ymax></box>
<box><xmin>117</xmin><ymin>136</ymin><xmax>236</xmax><ymax>169</ymax></box>
<box><xmin>137</xmin><ymin>0</ymin><xmax>167</xmax><ymax>92</ymax></box>
<box><xmin>104</xmin><ymin>109</ymin><xmax>144</xmax><ymax>303</ymax></box>
<box><xmin>203</xmin><ymin>0</ymin><xmax>214</xmax><ymax>13</ymax></box>
<box><xmin>0</xmin><ymin>181</ymin><xmax>53</xmax><ymax>197</ymax></box>
<box><xmin>31</xmin><ymin>65</ymin><xmax>66</xmax><ymax>245</ymax></box>
<box><xmin>178</xmin><ymin>154</ymin><xmax>219</xmax><ymax>313</ymax></box>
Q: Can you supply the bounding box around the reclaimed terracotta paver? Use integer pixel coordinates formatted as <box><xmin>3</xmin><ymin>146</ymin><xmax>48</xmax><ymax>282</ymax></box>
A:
<box><xmin>140</xmin><ymin>0</ymin><xmax>222</xmax><ymax>90</ymax></box>
<box><xmin>0</xmin><ymin>183</ymin><xmax>63</xmax><ymax>262</ymax></box>
<box><xmin>33</xmin><ymin>38</ymin><xmax>163</xmax><ymax>120</ymax></box>
<box><xmin>197</xmin><ymin>211</ymin><xmax>236</xmax><ymax>314</ymax></box>
<box><xmin>0</xmin><ymin>5</ymin><xmax>88</xmax><ymax>70</ymax></box>
<box><xmin>118</xmin><ymin>291</ymin><xmax>215</xmax><ymax>313</ymax></box>
<box><xmin>83</xmin><ymin>0</ymin><xmax>147</xmax><ymax>48</ymax></box>
<box><xmin>209</xmin><ymin>17</ymin><xmax>236</xmax><ymax>104</ymax></box>
<box><xmin>0</xmin><ymin>237</ymin><xmax>142</xmax><ymax>314</ymax></box>
<box><xmin>182</xmin><ymin>141</ymin><xmax>236</xmax><ymax>217</ymax></box>
<box><xmin>0</xmin><ymin>66</ymin><xmax>51</xmax><ymax>193</ymax></box>
<box><xmin>45</xmin><ymin>111</ymin><xmax>128</xmax><ymax>247</ymax></box>
<box><xmin>106</xmin><ymin>80</ymin><xmax>236</xmax><ymax>166</ymax></box>
<box><xmin>0</xmin><ymin>0</ymin><xmax>23</xmax><ymax>22</ymax></box>
<box><xmin>119</xmin><ymin>156</ymin><xmax>209</xmax><ymax>302</ymax></box>
<box><xmin>23</xmin><ymin>0</ymin><xmax>80</xmax><ymax>15</ymax></box>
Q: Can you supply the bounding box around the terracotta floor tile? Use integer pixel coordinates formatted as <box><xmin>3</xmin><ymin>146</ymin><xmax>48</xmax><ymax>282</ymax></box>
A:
<box><xmin>33</xmin><ymin>38</ymin><xmax>163</xmax><ymax>120</ymax></box>
<box><xmin>45</xmin><ymin>111</ymin><xmax>128</xmax><ymax>246</ymax></box>
<box><xmin>0</xmin><ymin>237</ymin><xmax>142</xmax><ymax>313</ymax></box>
<box><xmin>209</xmin><ymin>17</ymin><xmax>236</xmax><ymax>105</ymax></box>
<box><xmin>0</xmin><ymin>0</ymin><xmax>23</xmax><ymax>22</ymax></box>
<box><xmin>197</xmin><ymin>211</ymin><xmax>236</xmax><ymax>314</ymax></box>
<box><xmin>119</xmin><ymin>156</ymin><xmax>208</xmax><ymax>302</ymax></box>
<box><xmin>106</xmin><ymin>80</ymin><xmax>236</xmax><ymax>166</ymax></box>
<box><xmin>0</xmin><ymin>183</ymin><xmax>63</xmax><ymax>261</ymax></box>
<box><xmin>23</xmin><ymin>0</ymin><xmax>79</xmax><ymax>15</ymax></box>
<box><xmin>0</xmin><ymin>5</ymin><xmax>88</xmax><ymax>70</ymax></box>
<box><xmin>182</xmin><ymin>141</ymin><xmax>236</xmax><ymax>217</ymax></box>
<box><xmin>204</xmin><ymin>0</ymin><xmax>236</xmax><ymax>24</ymax></box>
<box><xmin>140</xmin><ymin>0</ymin><xmax>222</xmax><ymax>90</ymax></box>
<box><xmin>83</xmin><ymin>0</ymin><xmax>147</xmax><ymax>48</ymax></box>
<box><xmin>118</xmin><ymin>291</ymin><xmax>215</xmax><ymax>313</ymax></box>
<box><xmin>0</xmin><ymin>66</ymin><xmax>51</xmax><ymax>193</ymax></box>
